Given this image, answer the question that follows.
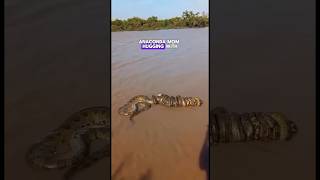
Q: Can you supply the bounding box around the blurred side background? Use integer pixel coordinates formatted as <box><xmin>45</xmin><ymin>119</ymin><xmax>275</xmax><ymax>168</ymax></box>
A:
<box><xmin>210</xmin><ymin>0</ymin><xmax>315</xmax><ymax>180</ymax></box>
<box><xmin>5</xmin><ymin>0</ymin><xmax>110</xmax><ymax>179</ymax></box>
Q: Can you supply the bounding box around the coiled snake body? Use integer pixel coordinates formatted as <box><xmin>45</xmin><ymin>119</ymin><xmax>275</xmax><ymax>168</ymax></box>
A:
<box><xmin>26</xmin><ymin>94</ymin><xmax>297</xmax><ymax>179</ymax></box>
<box><xmin>209</xmin><ymin>107</ymin><xmax>297</xmax><ymax>145</ymax></box>
<box><xmin>26</xmin><ymin>106</ymin><xmax>110</xmax><ymax>179</ymax></box>
<box><xmin>118</xmin><ymin>93</ymin><xmax>203</xmax><ymax>121</ymax></box>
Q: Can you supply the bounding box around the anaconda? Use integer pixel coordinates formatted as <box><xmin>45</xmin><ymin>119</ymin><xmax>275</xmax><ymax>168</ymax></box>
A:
<box><xmin>118</xmin><ymin>93</ymin><xmax>203</xmax><ymax>121</ymax></box>
<box><xmin>209</xmin><ymin>107</ymin><xmax>298</xmax><ymax>145</ymax></box>
<box><xmin>26</xmin><ymin>101</ymin><xmax>297</xmax><ymax>179</ymax></box>
<box><xmin>26</xmin><ymin>106</ymin><xmax>110</xmax><ymax>179</ymax></box>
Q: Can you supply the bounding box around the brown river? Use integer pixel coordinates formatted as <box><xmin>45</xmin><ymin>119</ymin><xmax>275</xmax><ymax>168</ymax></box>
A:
<box><xmin>111</xmin><ymin>28</ymin><xmax>209</xmax><ymax>180</ymax></box>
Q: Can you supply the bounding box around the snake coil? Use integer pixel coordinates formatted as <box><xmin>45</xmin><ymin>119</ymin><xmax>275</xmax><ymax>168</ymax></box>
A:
<box><xmin>118</xmin><ymin>93</ymin><xmax>203</xmax><ymax>120</ymax></box>
<box><xmin>209</xmin><ymin>107</ymin><xmax>298</xmax><ymax>145</ymax></box>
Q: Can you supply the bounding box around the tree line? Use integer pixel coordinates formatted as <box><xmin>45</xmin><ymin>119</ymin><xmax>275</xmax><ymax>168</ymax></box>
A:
<box><xmin>112</xmin><ymin>10</ymin><xmax>208</xmax><ymax>32</ymax></box>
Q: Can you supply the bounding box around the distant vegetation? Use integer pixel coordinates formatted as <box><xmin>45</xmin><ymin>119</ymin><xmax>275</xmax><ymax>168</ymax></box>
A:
<box><xmin>112</xmin><ymin>10</ymin><xmax>208</xmax><ymax>32</ymax></box>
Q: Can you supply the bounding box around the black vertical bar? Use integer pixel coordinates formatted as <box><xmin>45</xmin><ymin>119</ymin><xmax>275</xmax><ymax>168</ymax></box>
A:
<box><xmin>107</xmin><ymin>0</ymin><xmax>111</xmax><ymax>180</ymax></box>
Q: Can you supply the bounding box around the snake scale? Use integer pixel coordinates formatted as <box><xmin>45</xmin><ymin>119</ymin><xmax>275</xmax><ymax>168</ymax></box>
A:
<box><xmin>26</xmin><ymin>93</ymin><xmax>297</xmax><ymax>179</ymax></box>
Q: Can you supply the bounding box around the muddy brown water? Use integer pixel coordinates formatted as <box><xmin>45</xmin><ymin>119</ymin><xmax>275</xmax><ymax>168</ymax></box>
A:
<box><xmin>111</xmin><ymin>28</ymin><xmax>209</xmax><ymax>180</ymax></box>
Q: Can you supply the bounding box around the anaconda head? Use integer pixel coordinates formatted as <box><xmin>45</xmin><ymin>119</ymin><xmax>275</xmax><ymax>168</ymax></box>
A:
<box><xmin>269</xmin><ymin>112</ymin><xmax>298</xmax><ymax>141</ymax></box>
<box><xmin>118</xmin><ymin>103</ymin><xmax>136</xmax><ymax>116</ymax></box>
<box><xmin>26</xmin><ymin>129</ymin><xmax>86</xmax><ymax>170</ymax></box>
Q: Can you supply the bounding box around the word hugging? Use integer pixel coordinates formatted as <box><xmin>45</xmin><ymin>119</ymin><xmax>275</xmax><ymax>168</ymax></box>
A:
<box><xmin>209</xmin><ymin>107</ymin><xmax>298</xmax><ymax>145</ymax></box>
<box><xmin>139</xmin><ymin>39</ymin><xmax>180</xmax><ymax>49</ymax></box>
<box><xmin>118</xmin><ymin>93</ymin><xmax>203</xmax><ymax>121</ymax></box>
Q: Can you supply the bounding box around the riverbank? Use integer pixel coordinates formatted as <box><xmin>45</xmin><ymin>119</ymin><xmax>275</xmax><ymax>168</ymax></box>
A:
<box><xmin>112</xmin><ymin>10</ymin><xmax>208</xmax><ymax>32</ymax></box>
<box><xmin>112</xmin><ymin>26</ymin><xmax>208</xmax><ymax>32</ymax></box>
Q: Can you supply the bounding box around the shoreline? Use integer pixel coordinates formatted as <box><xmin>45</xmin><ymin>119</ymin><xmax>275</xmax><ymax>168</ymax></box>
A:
<box><xmin>111</xmin><ymin>26</ymin><xmax>208</xmax><ymax>32</ymax></box>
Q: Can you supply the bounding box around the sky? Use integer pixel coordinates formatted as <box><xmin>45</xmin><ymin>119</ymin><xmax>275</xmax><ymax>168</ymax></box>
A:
<box><xmin>112</xmin><ymin>0</ymin><xmax>208</xmax><ymax>19</ymax></box>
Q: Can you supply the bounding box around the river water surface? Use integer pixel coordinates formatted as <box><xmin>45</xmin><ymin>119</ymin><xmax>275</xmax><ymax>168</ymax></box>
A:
<box><xmin>111</xmin><ymin>28</ymin><xmax>209</xmax><ymax>180</ymax></box>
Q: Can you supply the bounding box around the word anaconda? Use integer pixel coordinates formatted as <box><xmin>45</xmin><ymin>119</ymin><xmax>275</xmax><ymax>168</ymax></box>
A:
<box><xmin>118</xmin><ymin>93</ymin><xmax>203</xmax><ymax>121</ymax></box>
<box><xmin>26</xmin><ymin>106</ymin><xmax>297</xmax><ymax>179</ymax></box>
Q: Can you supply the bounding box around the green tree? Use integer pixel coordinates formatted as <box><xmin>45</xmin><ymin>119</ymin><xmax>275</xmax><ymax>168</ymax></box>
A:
<box><xmin>127</xmin><ymin>17</ymin><xmax>144</xmax><ymax>30</ymax></box>
<box><xmin>111</xmin><ymin>10</ymin><xmax>208</xmax><ymax>31</ymax></box>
